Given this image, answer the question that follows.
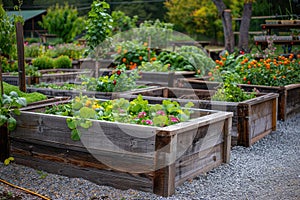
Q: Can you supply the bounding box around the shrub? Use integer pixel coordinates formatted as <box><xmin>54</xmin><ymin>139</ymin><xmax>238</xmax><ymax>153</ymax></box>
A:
<box><xmin>32</xmin><ymin>55</ymin><xmax>54</xmax><ymax>69</ymax></box>
<box><xmin>54</xmin><ymin>55</ymin><xmax>72</xmax><ymax>68</ymax></box>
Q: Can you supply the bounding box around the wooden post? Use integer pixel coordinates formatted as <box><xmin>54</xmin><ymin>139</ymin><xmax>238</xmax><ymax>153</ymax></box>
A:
<box><xmin>16</xmin><ymin>22</ymin><xmax>26</xmax><ymax>92</ymax></box>
<box><xmin>0</xmin><ymin>126</ymin><xmax>9</xmax><ymax>162</ymax></box>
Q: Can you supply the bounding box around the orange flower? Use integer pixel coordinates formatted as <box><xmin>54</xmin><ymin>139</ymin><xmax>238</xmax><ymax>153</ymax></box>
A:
<box><xmin>139</xmin><ymin>56</ymin><xmax>143</xmax><ymax>61</ymax></box>
<box><xmin>208</xmin><ymin>72</ymin><xmax>213</xmax><ymax>76</ymax></box>
<box><xmin>151</xmin><ymin>57</ymin><xmax>157</xmax><ymax>61</ymax></box>
<box><xmin>122</xmin><ymin>57</ymin><xmax>127</xmax><ymax>63</ymax></box>
<box><xmin>273</xmin><ymin>76</ymin><xmax>276</xmax><ymax>80</ymax></box>
<box><xmin>266</xmin><ymin>64</ymin><xmax>270</xmax><ymax>69</ymax></box>
<box><xmin>243</xmin><ymin>76</ymin><xmax>247</xmax><ymax>81</ymax></box>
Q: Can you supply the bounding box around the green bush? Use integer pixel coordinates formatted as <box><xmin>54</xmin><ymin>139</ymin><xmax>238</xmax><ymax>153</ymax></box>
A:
<box><xmin>32</xmin><ymin>55</ymin><xmax>54</xmax><ymax>69</ymax></box>
<box><xmin>1</xmin><ymin>57</ymin><xmax>18</xmax><ymax>72</ymax></box>
<box><xmin>54</xmin><ymin>55</ymin><xmax>72</xmax><ymax>68</ymax></box>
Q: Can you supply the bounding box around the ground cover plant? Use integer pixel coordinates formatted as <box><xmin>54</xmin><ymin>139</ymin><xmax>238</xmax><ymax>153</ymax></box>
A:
<box><xmin>2</xmin><ymin>82</ymin><xmax>47</xmax><ymax>104</ymax></box>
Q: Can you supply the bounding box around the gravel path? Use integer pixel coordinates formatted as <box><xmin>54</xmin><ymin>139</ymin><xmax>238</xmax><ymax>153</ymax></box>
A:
<box><xmin>1</xmin><ymin>113</ymin><xmax>300</xmax><ymax>200</ymax></box>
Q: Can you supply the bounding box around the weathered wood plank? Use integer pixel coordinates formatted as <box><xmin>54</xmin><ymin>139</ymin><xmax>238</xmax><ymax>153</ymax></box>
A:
<box><xmin>13</xmin><ymin>154</ymin><xmax>153</xmax><ymax>192</ymax></box>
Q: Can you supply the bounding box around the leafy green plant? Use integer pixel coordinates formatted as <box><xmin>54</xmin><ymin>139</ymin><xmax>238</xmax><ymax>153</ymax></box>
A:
<box><xmin>38</xmin><ymin>3</ymin><xmax>85</xmax><ymax>43</ymax></box>
<box><xmin>157</xmin><ymin>51</ymin><xmax>194</xmax><ymax>71</ymax></box>
<box><xmin>111</xmin><ymin>10</ymin><xmax>138</xmax><ymax>34</ymax></box>
<box><xmin>25</xmin><ymin>65</ymin><xmax>42</xmax><ymax>77</ymax></box>
<box><xmin>0</xmin><ymin>91</ymin><xmax>27</xmax><ymax>131</ymax></box>
<box><xmin>45</xmin><ymin>94</ymin><xmax>194</xmax><ymax>140</ymax></box>
<box><xmin>53</xmin><ymin>55</ymin><xmax>72</xmax><ymax>69</ymax></box>
<box><xmin>138</xmin><ymin>61</ymin><xmax>170</xmax><ymax>72</ymax></box>
<box><xmin>80</xmin><ymin>65</ymin><xmax>140</xmax><ymax>92</ymax></box>
<box><xmin>32</xmin><ymin>55</ymin><xmax>54</xmax><ymax>70</ymax></box>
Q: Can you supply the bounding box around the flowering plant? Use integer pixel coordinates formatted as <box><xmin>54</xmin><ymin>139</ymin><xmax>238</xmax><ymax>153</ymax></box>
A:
<box><xmin>80</xmin><ymin>64</ymin><xmax>140</xmax><ymax>92</ymax></box>
<box><xmin>45</xmin><ymin>94</ymin><xmax>194</xmax><ymax>140</ymax></box>
<box><xmin>208</xmin><ymin>52</ymin><xmax>300</xmax><ymax>86</ymax></box>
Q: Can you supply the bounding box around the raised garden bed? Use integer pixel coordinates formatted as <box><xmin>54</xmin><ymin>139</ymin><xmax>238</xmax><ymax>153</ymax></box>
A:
<box><xmin>9</xmin><ymin>101</ymin><xmax>232</xmax><ymax>197</ymax></box>
<box><xmin>26</xmin><ymin>85</ymin><xmax>157</xmax><ymax>100</ymax></box>
<box><xmin>120</xmin><ymin>87</ymin><xmax>278</xmax><ymax>147</ymax></box>
<box><xmin>177</xmin><ymin>78</ymin><xmax>300</xmax><ymax>121</ymax></box>
<box><xmin>98</xmin><ymin>69</ymin><xmax>196</xmax><ymax>87</ymax></box>
<box><xmin>3</xmin><ymin>69</ymin><xmax>92</xmax><ymax>86</ymax></box>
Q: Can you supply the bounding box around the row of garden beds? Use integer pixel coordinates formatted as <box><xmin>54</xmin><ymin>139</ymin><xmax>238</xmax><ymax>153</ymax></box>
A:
<box><xmin>3</xmin><ymin>71</ymin><xmax>300</xmax><ymax>197</ymax></box>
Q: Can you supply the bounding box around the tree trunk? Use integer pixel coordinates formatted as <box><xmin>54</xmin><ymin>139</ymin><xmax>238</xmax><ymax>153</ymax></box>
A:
<box><xmin>212</xmin><ymin>0</ymin><xmax>235</xmax><ymax>53</ymax></box>
<box><xmin>238</xmin><ymin>2</ymin><xmax>253</xmax><ymax>52</ymax></box>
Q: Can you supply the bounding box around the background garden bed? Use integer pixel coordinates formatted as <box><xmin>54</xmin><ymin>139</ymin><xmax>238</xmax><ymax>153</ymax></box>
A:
<box><xmin>177</xmin><ymin>78</ymin><xmax>300</xmax><ymax>121</ymax></box>
<box><xmin>120</xmin><ymin>87</ymin><xmax>278</xmax><ymax>147</ymax></box>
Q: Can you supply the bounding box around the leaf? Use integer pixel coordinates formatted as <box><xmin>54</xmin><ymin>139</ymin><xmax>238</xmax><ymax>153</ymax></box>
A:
<box><xmin>153</xmin><ymin>115</ymin><xmax>168</xmax><ymax>127</ymax></box>
<box><xmin>66</xmin><ymin>118</ymin><xmax>76</xmax><ymax>129</ymax></box>
<box><xmin>16</xmin><ymin>97</ymin><xmax>27</xmax><ymax>107</ymax></box>
<box><xmin>0</xmin><ymin>115</ymin><xmax>8</xmax><ymax>127</ymax></box>
<box><xmin>7</xmin><ymin>117</ymin><xmax>17</xmax><ymax>131</ymax></box>
<box><xmin>13</xmin><ymin>109</ymin><xmax>21</xmax><ymax>115</ymax></box>
<box><xmin>71</xmin><ymin>129</ymin><xmax>81</xmax><ymax>141</ymax></box>
<box><xmin>79</xmin><ymin>107</ymin><xmax>97</xmax><ymax>119</ymax></box>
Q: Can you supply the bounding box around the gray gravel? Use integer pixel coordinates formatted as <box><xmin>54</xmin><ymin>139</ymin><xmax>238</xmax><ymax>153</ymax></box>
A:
<box><xmin>1</xmin><ymin>113</ymin><xmax>300</xmax><ymax>200</ymax></box>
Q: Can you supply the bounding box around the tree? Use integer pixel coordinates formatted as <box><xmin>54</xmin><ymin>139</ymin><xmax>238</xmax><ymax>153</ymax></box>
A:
<box><xmin>85</xmin><ymin>0</ymin><xmax>113</xmax><ymax>78</ymax></box>
<box><xmin>238</xmin><ymin>1</ymin><xmax>253</xmax><ymax>52</ymax></box>
<box><xmin>212</xmin><ymin>0</ymin><xmax>235</xmax><ymax>53</ymax></box>
<box><xmin>38</xmin><ymin>3</ymin><xmax>85</xmax><ymax>43</ymax></box>
<box><xmin>111</xmin><ymin>10</ymin><xmax>138</xmax><ymax>34</ymax></box>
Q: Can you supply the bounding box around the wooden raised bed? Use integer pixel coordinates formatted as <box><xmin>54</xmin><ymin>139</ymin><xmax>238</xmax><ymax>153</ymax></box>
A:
<box><xmin>10</xmin><ymin>103</ymin><xmax>232</xmax><ymax>197</ymax></box>
<box><xmin>120</xmin><ymin>87</ymin><xmax>279</xmax><ymax>147</ymax></box>
<box><xmin>98</xmin><ymin>69</ymin><xmax>196</xmax><ymax>87</ymax></box>
<box><xmin>26</xmin><ymin>86</ymin><xmax>158</xmax><ymax>100</ymax></box>
<box><xmin>177</xmin><ymin>78</ymin><xmax>300</xmax><ymax>121</ymax></box>
<box><xmin>3</xmin><ymin>69</ymin><xmax>91</xmax><ymax>86</ymax></box>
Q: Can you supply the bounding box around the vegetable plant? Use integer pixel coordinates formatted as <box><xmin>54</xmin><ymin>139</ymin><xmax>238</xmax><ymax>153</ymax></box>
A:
<box><xmin>0</xmin><ymin>91</ymin><xmax>27</xmax><ymax>131</ymax></box>
<box><xmin>45</xmin><ymin>94</ymin><xmax>194</xmax><ymax>140</ymax></box>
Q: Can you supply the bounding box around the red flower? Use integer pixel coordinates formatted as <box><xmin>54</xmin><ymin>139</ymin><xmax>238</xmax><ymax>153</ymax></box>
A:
<box><xmin>116</xmin><ymin>70</ymin><xmax>121</xmax><ymax>75</ymax></box>
<box><xmin>113</xmin><ymin>80</ymin><xmax>117</xmax><ymax>85</ymax></box>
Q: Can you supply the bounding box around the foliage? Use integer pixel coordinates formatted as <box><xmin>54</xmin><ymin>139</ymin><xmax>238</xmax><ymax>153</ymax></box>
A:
<box><xmin>24</xmin><ymin>43</ymin><xmax>40</xmax><ymax>58</ymax></box>
<box><xmin>53</xmin><ymin>55</ymin><xmax>72</xmax><ymax>68</ymax></box>
<box><xmin>25</xmin><ymin>65</ymin><xmax>42</xmax><ymax>77</ymax></box>
<box><xmin>111</xmin><ymin>10</ymin><xmax>138</xmax><ymax>34</ymax></box>
<box><xmin>113</xmin><ymin>41</ymin><xmax>156</xmax><ymax>70</ymax></box>
<box><xmin>138</xmin><ymin>61</ymin><xmax>170</xmax><ymax>72</ymax></box>
<box><xmin>208</xmin><ymin>52</ymin><xmax>300</xmax><ymax>86</ymax></box>
<box><xmin>81</xmin><ymin>65</ymin><xmax>140</xmax><ymax>92</ymax></box>
<box><xmin>2</xmin><ymin>82</ymin><xmax>47</xmax><ymax>104</ymax></box>
<box><xmin>211</xmin><ymin>74</ymin><xmax>256</xmax><ymax>102</ymax></box>
<box><xmin>32</xmin><ymin>55</ymin><xmax>54</xmax><ymax>69</ymax></box>
<box><xmin>176</xmin><ymin>46</ymin><xmax>215</xmax><ymax>76</ymax></box>
<box><xmin>45</xmin><ymin>94</ymin><xmax>194</xmax><ymax>140</ymax></box>
<box><xmin>157</xmin><ymin>51</ymin><xmax>194</xmax><ymax>71</ymax></box>
<box><xmin>1</xmin><ymin>57</ymin><xmax>18</xmax><ymax>72</ymax></box>
<box><xmin>46</xmin><ymin>43</ymin><xmax>85</xmax><ymax>59</ymax></box>
<box><xmin>85</xmin><ymin>0</ymin><xmax>113</xmax><ymax>55</ymax></box>
<box><xmin>38</xmin><ymin>3</ymin><xmax>85</xmax><ymax>43</ymax></box>
<box><xmin>165</xmin><ymin>0</ymin><xmax>243</xmax><ymax>41</ymax></box>
<box><xmin>33</xmin><ymin>82</ymin><xmax>82</xmax><ymax>90</ymax></box>
<box><xmin>135</xmin><ymin>19</ymin><xmax>174</xmax><ymax>49</ymax></box>
<box><xmin>0</xmin><ymin>4</ymin><xmax>16</xmax><ymax>57</ymax></box>
<box><xmin>0</xmin><ymin>91</ymin><xmax>27</xmax><ymax>131</ymax></box>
